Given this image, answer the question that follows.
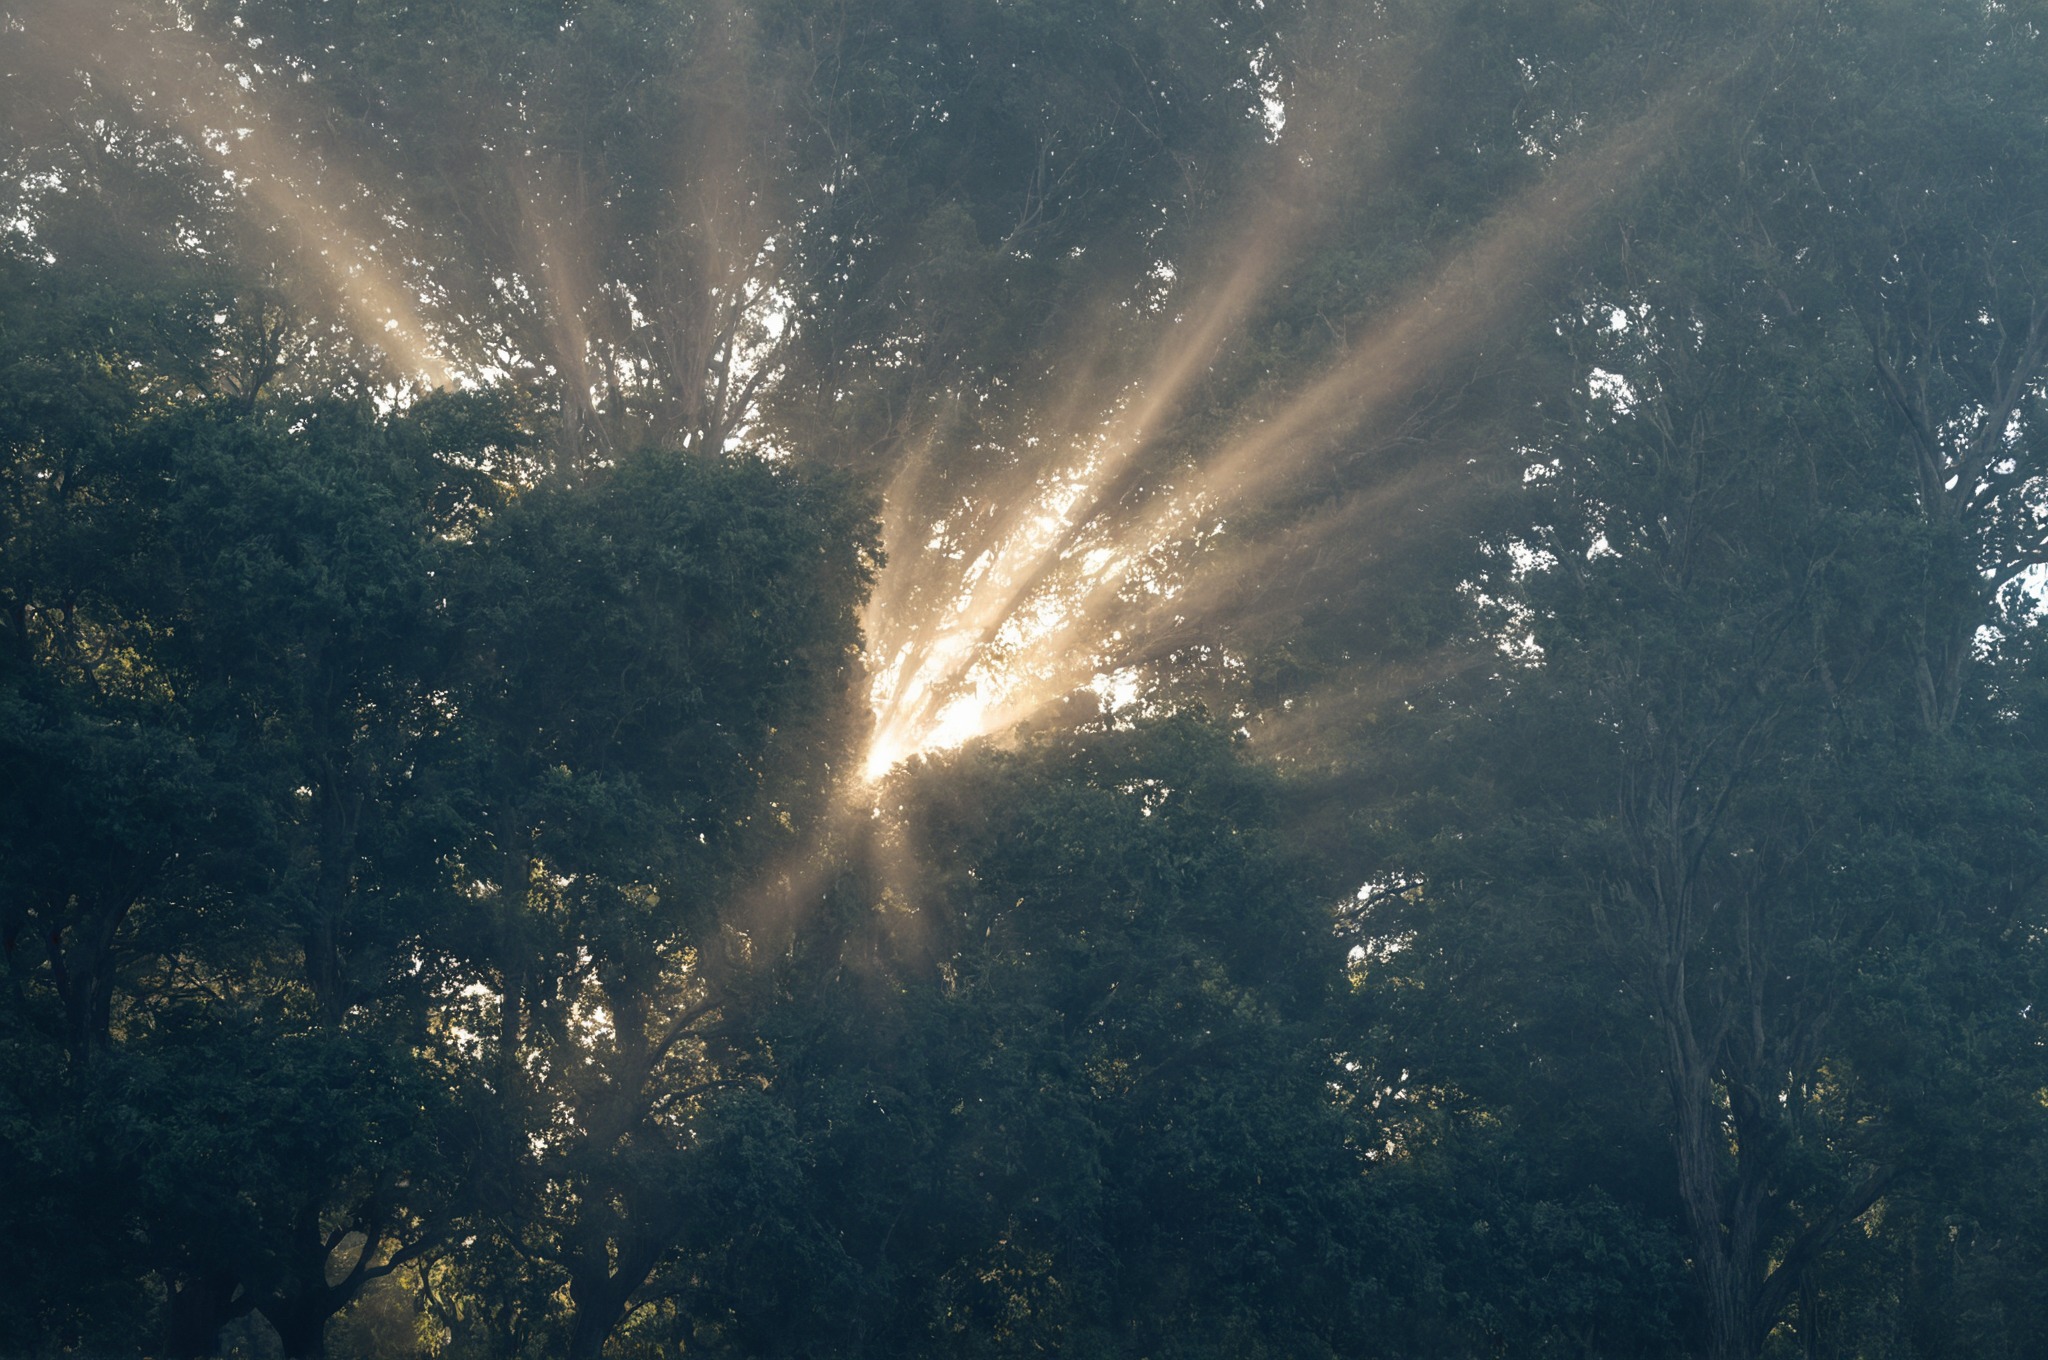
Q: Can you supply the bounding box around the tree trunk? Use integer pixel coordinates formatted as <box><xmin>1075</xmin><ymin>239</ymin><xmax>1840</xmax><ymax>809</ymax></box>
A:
<box><xmin>261</xmin><ymin>1297</ymin><xmax>330</xmax><ymax>1360</ymax></box>
<box><xmin>307</xmin><ymin>775</ymin><xmax>362</xmax><ymax>1024</ymax></box>
<box><xmin>563</xmin><ymin>1219</ymin><xmax>665</xmax><ymax>1360</ymax></box>
<box><xmin>565</xmin><ymin>1272</ymin><xmax>630</xmax><ymax>1360</ymax></box>
<box><xmin>255</xmin><ymin>1215</ymin><xmax>354</xmax><ymax>1360</ymax></box>
<box><xmin>46</xmin><ymin>897</ymin><xmax>130</xmax><ymax>1063</ymax></box>
<box><xmin>162</xmin><ymin>1270</ymin><xmax>247</xmax><ymax>1359</ymax></box>
<box><xmin>1671</xmin><ymin>1085</ymin><xmax>1763</xmax><ymax>1360</ymax></box>
<box><xmin>1662</xmin><ymin>1013</ymin><xmax>1773</xmax><ymax>1360</ymax></box>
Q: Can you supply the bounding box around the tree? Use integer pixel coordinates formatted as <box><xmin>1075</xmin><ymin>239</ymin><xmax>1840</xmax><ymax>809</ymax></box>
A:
<box><xmin>433</xmin><ymin>445</ymin><xmax>874</xmax><ymax>1359</ymax></box>
<box><xmin>1350</xmin><ymin>5</ymin><xmax>2048</xmax><ymax>1357</ymax></box>
<box><xmin>708</xmin><ymin>713</ymin><xmax>1386</xmax><ymax>1360</ymax></box>
<box><xmin>7</xmin><ymin>1</ymin><xmax>2048</xmax><ymax>1355</ymax></box>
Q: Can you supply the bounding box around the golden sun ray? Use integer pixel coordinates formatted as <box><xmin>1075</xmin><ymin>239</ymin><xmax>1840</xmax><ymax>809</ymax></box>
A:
<box><xmin>857</xmin><ymin>87</ymin><xmax>1690</xmax><ymax>783</ymax></box>
<box><xmin>30</xmin><ymin>0</ymin><xmax>454</xmax><ymax>386</ymax></box>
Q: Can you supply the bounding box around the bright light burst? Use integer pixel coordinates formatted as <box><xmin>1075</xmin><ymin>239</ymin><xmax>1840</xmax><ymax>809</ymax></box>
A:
<box><xmin>855</xmin><ymin>89</ymin><xmax>1686</xmax><ymax>783</ymax></box>
<box><xmin>87</xmin><ymin>1</ymin><xmax>452</xmax><ymax>387</ymax></box>
<box><xmin>33</xmin><ymin>0</ymin><xmax>1693</xmax><ymax>789</ymax></box>
<box><xmin>39</xmin><ymin>0</ymin><xmax>456</xmax><ymax>387</ymax></box>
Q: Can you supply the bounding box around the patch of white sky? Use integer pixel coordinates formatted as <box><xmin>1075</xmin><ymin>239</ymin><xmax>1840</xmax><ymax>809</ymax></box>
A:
<box><xmin>1582</xmin><ymin>303</ymin><xmax>1641</xmax><ymax>414</ymax></box>
<box><xmin>1253</xmin><ymin>41</ymin><xmax>1287</xmax><ymax>142</ymax></box>
<box><xmin>6</xmin><ymin>170</ymin><xmax>64</xmax><ymax>254</ymax></box>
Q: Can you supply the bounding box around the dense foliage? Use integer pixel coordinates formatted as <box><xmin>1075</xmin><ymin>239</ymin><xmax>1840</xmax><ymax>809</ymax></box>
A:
<box><xmin>3</xmin><ymin>1</ymin><xmax>2046</xmax><ymax>1358</ymax></box>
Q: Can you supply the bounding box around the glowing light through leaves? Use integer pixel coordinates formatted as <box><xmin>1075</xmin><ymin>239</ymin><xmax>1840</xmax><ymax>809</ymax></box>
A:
<box><xmin>32</xmin><ymin>0</ymin><xmax>457</xmax><ymax>387</ymax></box>
<box><xmin>857</xmin><ymin>89</ymin><xmax>1691</xmax><ymax>783</ymax></box>
<box><xmin>20</xmin><ymin>0</ymin><xmax>1704</xmax><ymax>790</ymax></box>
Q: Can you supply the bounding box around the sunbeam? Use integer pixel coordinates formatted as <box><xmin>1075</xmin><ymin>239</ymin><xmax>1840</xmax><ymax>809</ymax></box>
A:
<box><xmin>29</xmin><ymin>0</ymin><xmax>457</xmax><ymax>386</ymax></box>
<box><xmin>857</xmin><ymin>84</ymin><xmax>1690</xmax><ymax>782</ymax></box>
<box><xmin>512</xmin><ymin>153</ymin><xmax>610</xmax><ymax>449</ymax></box>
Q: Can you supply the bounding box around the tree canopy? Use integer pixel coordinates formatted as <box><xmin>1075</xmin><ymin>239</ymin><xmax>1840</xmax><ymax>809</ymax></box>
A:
<box><xmin>3</xmin><ymin>2</ymin><xmax>2046</xmax><ymax>1358</ymax></box>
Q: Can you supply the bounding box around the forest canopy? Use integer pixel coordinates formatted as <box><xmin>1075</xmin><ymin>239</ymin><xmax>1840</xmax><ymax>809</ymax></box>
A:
<box><xmin>3</xmin><ymin>1</ymin><xmax>2047</xmax><ymax>1358</ymax></box>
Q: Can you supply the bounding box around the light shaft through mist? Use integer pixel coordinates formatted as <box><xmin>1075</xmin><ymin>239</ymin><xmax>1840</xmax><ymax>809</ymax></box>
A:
<box><xmin>857</xmin><ymin>90</ymin><xmax>1685</xmax><ymax>783</ymax></box>
<box><xmin>31</xmin><ymin>0</ymin><xmax>455</xmax><ymax>387</ymax></box>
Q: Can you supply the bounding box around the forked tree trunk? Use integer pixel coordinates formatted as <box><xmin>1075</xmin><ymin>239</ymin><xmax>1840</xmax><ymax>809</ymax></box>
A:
<box><xmin>1667</xmin><ymin>1059</ymin><xmax>1767</xmax><ymax>1360</ymax></box>
<box><xmin>261</xmin><ymin>1296</ymin><xmax>330</xmax><ymax>1360</ymax></box>
<box><xmin>162</xmin><ymin>1269</ymin><xmax>247</xmax><ymax>1359</ymax></box>
<box><xmin>565</xmin><ymin>1270</ymin><xmax>633</xmax><ymax>1360</ymax></box>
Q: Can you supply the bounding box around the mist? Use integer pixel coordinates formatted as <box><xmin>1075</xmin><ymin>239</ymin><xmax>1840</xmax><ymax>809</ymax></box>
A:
<box><xmin>4</xmin><ymin>3</ymin><xmax>2047</xmax><ymax>1358</ymax></box>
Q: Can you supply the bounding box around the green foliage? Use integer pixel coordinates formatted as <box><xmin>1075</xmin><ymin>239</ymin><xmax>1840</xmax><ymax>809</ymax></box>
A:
<box><xmin>685</xmin><ymin>716</ymin><xmax>1382</xmax><ymax>1359</ymax></box>
<box><xmin>5</xmin><ymin>2</ymin><xmax>2048</xmax><ymax>1358</ymax></box>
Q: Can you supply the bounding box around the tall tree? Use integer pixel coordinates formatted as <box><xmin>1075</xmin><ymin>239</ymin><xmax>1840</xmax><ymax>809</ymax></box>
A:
<box><xmin>438</xmin><ymin>446</ymin><xmax>875</xmax><ymax>1359</ymax></box>
<box><xmin>1354</xmin><ymin>5</ymin><xmax>2048</xmax><ymax>1357</ymax></box>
